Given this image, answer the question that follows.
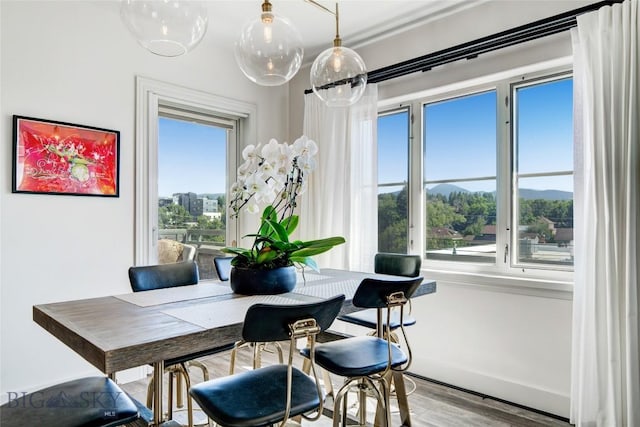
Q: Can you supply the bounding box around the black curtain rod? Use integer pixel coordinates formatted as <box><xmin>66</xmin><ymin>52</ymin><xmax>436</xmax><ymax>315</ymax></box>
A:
<box><xmin>304</xmin><ymin>0</ymin><xmax>622</xmax><ymax>94</ymax></box>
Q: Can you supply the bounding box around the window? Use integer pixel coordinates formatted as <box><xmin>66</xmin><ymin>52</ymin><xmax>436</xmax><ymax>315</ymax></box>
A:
<box><xmin>423</xmin><ymin>90</ymin><xmax>497</xmax><ymax>263</ymax></box>
<box><xmin>512</xmin><ymin>77</ymin><xmax>574</xmax><ymax>267</ymax></box>
<box><xmin>377</xmin><ymin>70</ymin><xmax>573</xmax><ymax>277</ymax></box>
<box><xmin>157</xmin><ymin>108</ymin><xmax>235</xmax><ymax>278</ymax></box>
<box><xmin>377</xmin><ymin>108</ymin><xmax>410</xmax><ymax>254</ymax></box>
<box><xmin>135</xmin><ymin>77</ymin><xmax>256</xmax><ymax>273</ymax></box>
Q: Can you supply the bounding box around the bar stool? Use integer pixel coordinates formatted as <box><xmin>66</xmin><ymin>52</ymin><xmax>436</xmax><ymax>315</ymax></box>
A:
<box><xmin>214</xmin><ymin>256</ymin><xmax>284</xmax><ymax>374</ymax></box>
<box><xmin>302</xmin><ymin>277</ymin><xmax>422</xmax><ymax>427</ymax></box>
<box><xmin>190</xmin><ymin>295</ymin><xmax>345</xmax><ymax>427</ymax></box>
<box><xmin>128</xmin><ymin>260</ymin><xmax>233</xmax><ymax>427</ymax></box>
<box><xmin>337</xmin><ymin>253</ymin><xmax>421</xmax><ymax>332</ymax></box>
<box><xmin>213</xmin><ymin>256</ymin><xmax>233</xmax><ymax>281</ymax></box>
<box><xmin>337</xmin><ymin>253</ymin><xmax>421</xmax><ymax>397</ymax></box>
<box><xmin>0</xmin><ymin>376</ymin><xmax>139</xmax><ymax>427</ymax></box>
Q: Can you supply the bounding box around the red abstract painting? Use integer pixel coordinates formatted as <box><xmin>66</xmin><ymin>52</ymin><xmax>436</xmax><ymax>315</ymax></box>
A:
<box><xmin>12</xmin><ymin>116</ymin><xmax>119</xmax><ymax>196</ymax></box>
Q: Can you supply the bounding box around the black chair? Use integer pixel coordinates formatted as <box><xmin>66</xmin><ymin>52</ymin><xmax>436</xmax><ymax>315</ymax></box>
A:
<box><xmin>213</xmin><ymin>256</ymin><xmax>233</xmax><ymax>281</ymax></box>
<box><xmin>302</xmin><ymin>277</ymin><xmax>422</xmax><ymax>427</ymax></box>
<box><xmin>337</xmin><ymin>253</ymin><xmax>421</xmax><ymax>331</ymax></box>
<box><xmin>214</xmin><ymin>256</ymin><xmax>284</xmax><ymax>374</ymax></box>
<box><xmin>128</xmin><ymin>260</ymin><xmax>233</xmax><ymax>427</ymax></box>
<box><xmin>190</xmin><ymin>295</ymin><xmax>345</xmax><ymax>427</ymax></box>
<box><xmin>0</xmin><ymin>376</ymin><xmax>139</xmax><ymax>427</ymax></box>
<box><xmin>128</xmin><ymin>260</ymin><xmax>199</xmax><ymax>292</ymax></box>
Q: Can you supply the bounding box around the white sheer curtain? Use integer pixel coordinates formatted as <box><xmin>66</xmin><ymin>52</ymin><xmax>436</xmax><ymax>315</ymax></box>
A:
<box><xmin>571</xmin><ymin>1</ymin><xmax>639</xmax><ymax>426</ymax></box>
<box><xmin>300</xmin><ymin>85</ymin><xmax>378</xmax><ymax>272</ymax></box>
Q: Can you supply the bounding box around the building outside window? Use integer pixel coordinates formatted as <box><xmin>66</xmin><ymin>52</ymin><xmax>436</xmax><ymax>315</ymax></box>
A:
<box><xmin>157</xmin><ymin>112</ymin><xmax>235</xmax><ymax>278</ymax></box>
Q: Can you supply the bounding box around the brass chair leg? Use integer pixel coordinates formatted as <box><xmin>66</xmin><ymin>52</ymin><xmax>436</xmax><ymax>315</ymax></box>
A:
<box><xmin>168</xmin><ymin>369</ymin><xmax>175</xmax><ymax>420</ymax></box>
<box><xmin>188</xmin><ymin>360</ymin><xmax>210</xmax><ymax>382</ymax></box>
<box><xmin>177</xmin><ymin>363</ymin><xmax>194</xmax><ymax>427</ymax></box>
<box><xmin>358</xmin><ymin>380</ymin><xmax>367</xmax><ymax>426</ymax></box>
<box><xmin>175</xmin><ymin>370</ymin><xmax>183</xmax><ymax>409</ymax></box>
<box><xmin>392</xmin><ymin>371</ymin><xmax>411</xmax><ymax>426</ymax></box>
<box><xmin>146</xmin><ymin>376</ymin><xmax>154</xmax><ymax>409</ymax></box>
<box><xmin>323</xmin><ymin>369</ymin><xmax>335</xmax><ymax>400</ymax></box>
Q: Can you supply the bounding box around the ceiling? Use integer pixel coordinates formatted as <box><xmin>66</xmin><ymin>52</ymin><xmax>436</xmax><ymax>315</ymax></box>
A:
<box><xmin>112</xmin><ymin>0</ymin><xmax>486</xmax><ymax>62</ymax></box>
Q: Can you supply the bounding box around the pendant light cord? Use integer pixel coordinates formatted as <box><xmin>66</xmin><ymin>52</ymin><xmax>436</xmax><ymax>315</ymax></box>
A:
<box><xmin>305</xmin><ymin>0</ymin><xmax>341</xmax><ymax>46</ymax></box>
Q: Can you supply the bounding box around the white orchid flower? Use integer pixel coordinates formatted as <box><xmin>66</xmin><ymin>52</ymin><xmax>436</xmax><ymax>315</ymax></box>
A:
<box><xmin>245</xmin><ymin>203</ymin><xmax>260</xmax><ymax>214</ymax></box>
<box><xmin>237</xmin><ymin>159</ymin><xmax>254</xmax><ymax>178</ymax></box>
<box><xmin>292</xmin><ymin>136</ymin><xmax>318</xmax><ymax>158</ymax></box>
<box><xmin>297</xmin><ymin>154</ymin><xmax>317</xmax><ymax>173</ymax></box>
<box><xmin>244</xmin><ymin>173</ymin><xmax>266</xmax><ymax>194</ymax></box>
<box><xmin>228</xmin><ymin>135</ymin><xmax>319</xmax><ymax>223</ymax></box>
<box><xmin>242</xmin><ymin>143</ymin><xmax>262</xmax><ymax>161</ymax></box>
<box><xmin>254</xmin><ymin>180</ymin><xmax>277</xmax><ymax>205</ymax></box>
<box><xmin>230</xmin><ymin>181</ymin><xmax>242</xmax><ymax>195</ymax></box>
<box><xmin>261</xmin><ymin>139</ymin><xmax>281</xmax><ymax>162</ymax></box>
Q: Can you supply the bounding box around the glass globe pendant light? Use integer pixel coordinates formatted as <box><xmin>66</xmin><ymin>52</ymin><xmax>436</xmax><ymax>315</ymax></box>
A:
<box><xmin>310</xmin><ymin>3</ymin><xmax>367</xmax><ymax>107</ymax></box>
<box><xmin>235</xmin><ymin>0</ymin><xmax>304</xmax><ymax>86</ymax></box>
<box><xmin>121</xmin><ymin>0</ymin><xmax>209</xmax><ymax>57</ymax></box>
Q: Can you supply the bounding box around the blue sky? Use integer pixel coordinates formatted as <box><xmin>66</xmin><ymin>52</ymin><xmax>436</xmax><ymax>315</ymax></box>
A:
<box><xmin>378</xmin><ymin>77</ymin><xmax>574</xmax><ymax>193</ymax></box>
<box><xmin>158</xmin><ymin>117</ymin><xmax>227</xmax><ymax>197</ymax></box>
<box><xmin>159</xmin><ymin>77</ymin><xmax>573</xmax><ymax>198</ymax></box>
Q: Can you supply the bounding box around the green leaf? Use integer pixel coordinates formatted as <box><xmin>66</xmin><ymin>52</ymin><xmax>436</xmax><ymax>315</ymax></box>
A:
<box><xmin>264</xmin><ymin>218</ymin><xmax>290</xmax><ymax>243</ymax></box>
<box><xmin>256</xmin><ymin>248</ymin><xmax>278</xmax><ymax>264</ymax></box>
<box><xmin>262</xmin><ymin>205</ymin><xmax>277</xmax><ymax>222</ymax></box>
<box><xmin>296</xmin><ymin>236</ymin><xmax>346</xmax><ymax>248</ymax></box>
<box><xmin>222</xmin><ymin>247</ymin><xmax>252</xmax><ymax>257</ymax></box>
<box><xmin>281</xmin><ymin>215</ymin><xmax>299</xmax><ymax>235</ymax></box>
<box><xmin>290</xmin><ymin>256</ymin><xmax>319</xmax><ymax>272</ymax></box>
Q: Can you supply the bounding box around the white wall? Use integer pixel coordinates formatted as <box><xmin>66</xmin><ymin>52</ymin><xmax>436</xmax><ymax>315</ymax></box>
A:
<box><xmin>289</xmin><ymin>0</ymin><xmax>594</xmax><ymax>418</ymax></box>
<box><xmin>0</xmin><ymin>0</ymin><xmax>288</xmax><ymax>396</ymax></box>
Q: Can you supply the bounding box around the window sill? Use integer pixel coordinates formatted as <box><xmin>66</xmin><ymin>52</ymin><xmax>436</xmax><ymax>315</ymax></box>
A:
<box><xmin>420</xmin><ymin>267</ymin><xmax>573</xmax><ymax>300</ymax></box>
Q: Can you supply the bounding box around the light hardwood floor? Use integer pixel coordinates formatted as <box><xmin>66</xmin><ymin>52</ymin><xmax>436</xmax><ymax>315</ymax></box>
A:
<box><xmin>119</xmin><ymin>346</ymin><xmax>571</xmax><ymax>427</ymax></box>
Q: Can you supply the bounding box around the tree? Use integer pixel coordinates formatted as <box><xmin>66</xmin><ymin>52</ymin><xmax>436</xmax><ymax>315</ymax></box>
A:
<box><xmin>426</xmin><ymin>199</ymin><xmax>465</xmax><ymax>228</ymax></box>
<box><xmin>159</xmin><ymin>204</ymin><xmax>191</xmax><ymax>228</ymax></box>
<box><xmin>378</xmin><ymin>186</ymin><xmax>408</xmax><ymax>252</ymax></box>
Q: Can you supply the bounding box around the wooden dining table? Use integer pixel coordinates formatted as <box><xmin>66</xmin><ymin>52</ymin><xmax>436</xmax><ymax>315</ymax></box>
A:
<box><xmin>33</xmin><ymin>268</ymin><xmax>436</xmax><ymax>427</ymax></box>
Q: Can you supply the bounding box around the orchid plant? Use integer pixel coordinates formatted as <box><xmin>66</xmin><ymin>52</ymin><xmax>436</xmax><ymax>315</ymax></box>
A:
<box><xmin>223</xmin><ymin>136</ymin><xmax>345</xmax><ymax>271</ymax></box>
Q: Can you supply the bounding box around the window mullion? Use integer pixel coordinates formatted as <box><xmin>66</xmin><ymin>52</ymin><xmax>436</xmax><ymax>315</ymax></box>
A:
<box><xmin>496</xmin><ymin>82</ymin><xmax>511</xmax><ymax>274</ymax></box>
<box><xmin>409</xmin><ymin>101</ymin><xmax>423</xmax><ymax>256</ymax></box>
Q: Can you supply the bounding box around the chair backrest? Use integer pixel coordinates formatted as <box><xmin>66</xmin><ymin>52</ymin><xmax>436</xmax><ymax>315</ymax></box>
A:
<box><xmin>242</xmin><ymin>295</ymin><xmax>345</xmax><ymax>343</ymax></box>
<box><xmin>128</xmin><ymin>260</ymin><xmax>199</xmax><ymax>292</ymax></box>
<box><xmin>213</xmin><ymin>256</ymin><xmax>233</xmax><ymax>281</ymax></box>
<box><xmin>353</xmin><ymin>277</ymin><xmax>422</xmax><ymax>373</ymax></box>
<box><xmin>374</xmin><ymin>253</ymin><xmax>422</xmax><ymax>277</ymax></box>
<box><xmin>352</xmin><ymin>277</ymin><xmax>423</xmax><ymax>309</ymax></box>
<box><xmin>181</xmin><ymin>244</ymin><xmax>196</xmax><ymax>261</ymax></box>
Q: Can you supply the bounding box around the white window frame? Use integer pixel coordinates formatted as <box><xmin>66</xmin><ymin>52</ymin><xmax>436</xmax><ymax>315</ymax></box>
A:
<box><xmin>377</xmin><ymin>105</ymin><xmax>413</xmax><ymax>253</ymax></box>
<box><xmin>134</xmin><ymin>76</ymin><xmax>256</xmax><ymax>266</ymax></box>
<box><xmin>510</xmin><ymin>72</ymin><xmax>574</xmax><ymax>272</ymax></box>
<box><xmin>380</xmin><ymin>61</ymin><xmax>574</xmax><ymax>298</ymax></box>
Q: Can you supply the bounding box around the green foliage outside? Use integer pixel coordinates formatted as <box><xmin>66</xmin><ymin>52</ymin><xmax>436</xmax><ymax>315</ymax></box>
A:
<box><xmin>159</xmin><ymin>204</ymin><xmax>192</xmax><ymax>228</ymax></box>
<box><xmin>378</xmin><ymin>184</ymin><xmax>573</xmax><ymax>253</ymax></box>
<box><xmin>159</xmin><ymin>201</ymin><xmax>226</xmax><ymax>243</ymax></box>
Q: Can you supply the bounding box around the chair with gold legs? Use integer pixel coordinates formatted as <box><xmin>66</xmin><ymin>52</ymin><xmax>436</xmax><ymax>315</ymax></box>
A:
<box><xmin>214</xmin><ymin>256</ymin><xmax>284</xmax><ymax>375</ymax></box>
<box><xmin>190</xmin><ymin>295</ymin><xmax>345</xmax><ymax>427</ymax></box>
<box><xmin>336</xmin><ymin>252</ymin><xmax>421</xmax><ymax>396</ymax></box>
<box><xmin>128</xmin><ymin>260</ymin><xmax>233</xmax><ymax>426</ymax></box>
<box><xmin>302</xmin><ymin>277</ymin><xmax>422</xmax><ymax>427</ymax></box>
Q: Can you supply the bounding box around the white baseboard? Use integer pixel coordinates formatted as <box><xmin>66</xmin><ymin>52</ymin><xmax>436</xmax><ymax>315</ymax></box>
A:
<box><xmin>413</xmin><ymin>359</ymin><xmax>570</xmax><ymax>418</ymax></box>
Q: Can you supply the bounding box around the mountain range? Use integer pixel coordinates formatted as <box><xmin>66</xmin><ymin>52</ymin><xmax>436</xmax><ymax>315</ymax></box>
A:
<box><xmin>428</xmin><ymin>183</ymin><xmax>573</xmax><ymax>200</ymax></box>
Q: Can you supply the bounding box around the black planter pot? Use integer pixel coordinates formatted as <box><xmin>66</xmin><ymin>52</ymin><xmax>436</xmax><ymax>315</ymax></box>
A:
<box><xmin>230</xmin><ymin>266</ymin><xmax>297</xmax><ymax>295</ymax></box>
